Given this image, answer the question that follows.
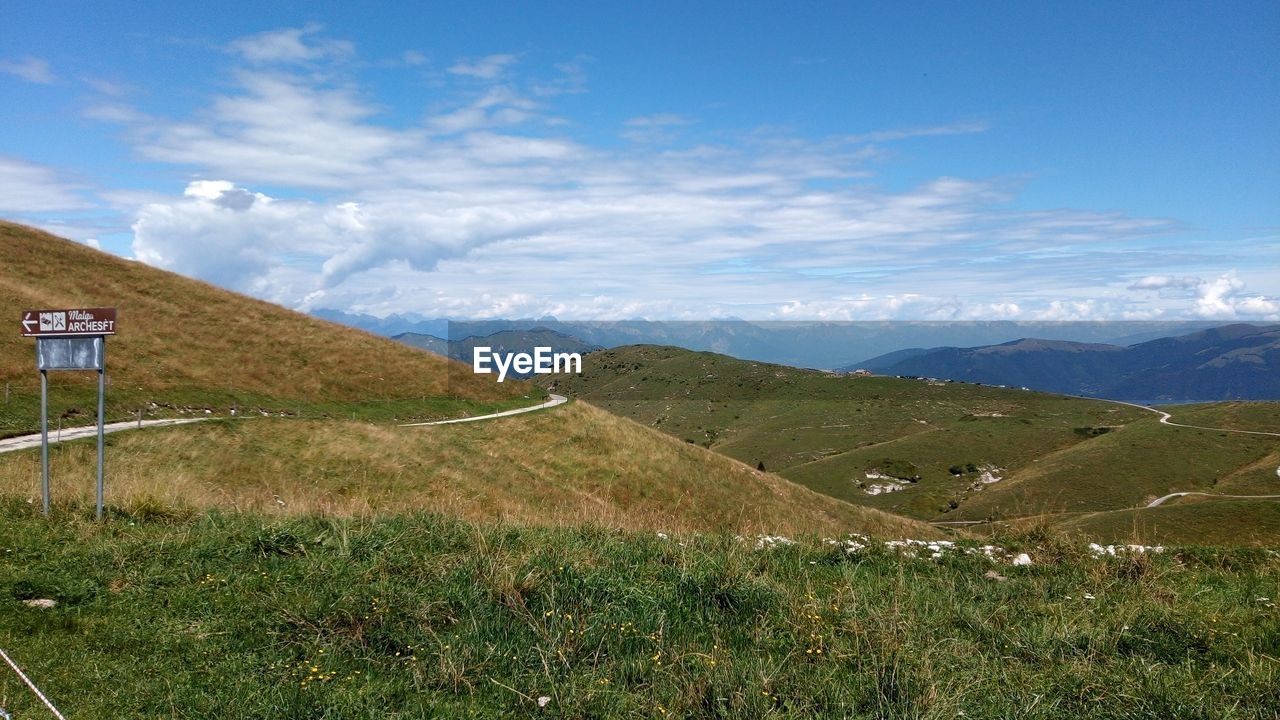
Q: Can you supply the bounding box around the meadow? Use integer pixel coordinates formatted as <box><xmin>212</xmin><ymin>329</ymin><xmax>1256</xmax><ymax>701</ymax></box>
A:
<box><xmin>3</xmin><ymin>504</ymin><xmax>1277</xmax><ymax>719</ymax></box>
<box><xmin>544</xmin><ymin>346</ymin><xmax>1280</xmax><ymax>544</ymax></box>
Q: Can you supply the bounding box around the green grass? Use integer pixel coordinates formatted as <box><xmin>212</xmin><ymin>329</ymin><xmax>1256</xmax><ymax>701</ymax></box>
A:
<box><xmin>544</xmin><ymin>346</ymin><xmax>1280</xmax><ymax>541</ymax></box>
<box><xmin>1163</xmin><ymin>402</ymin><xmax>1280</xmax><ymax>434</ymax></box>
<box><xmin>953</xmin><ymin>418</ymin><xmax>1279</xmax><ymax>520</ymax></box>
<box><xmin>2</xmin><ymin>503</ymin><xmax>1277</xmax><ymax>718</ymax></box>
<box><xmin>0</xmin><ymin>380</ymin><xmax>542</xmax><ymax>438</ymax></box>
<box><xmin>1052</xmin><ymin>499</ymin><xmax>1280</xmax><ymax>546</ymax></box>
<box><xmin>1</xmin><ymin>402</ymin><xmax>936</xmax><ymax>537</ymax></box>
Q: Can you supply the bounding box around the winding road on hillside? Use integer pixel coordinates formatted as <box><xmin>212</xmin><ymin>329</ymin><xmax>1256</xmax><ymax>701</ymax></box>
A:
<box><xmin>1097</xmin><ymin>399</ymin><xmax>1280</xmax><ymax>438</ymax></box>
<box><xmin>0</xmin><ymin>418</ymin><xmax>210</xmax><ymax>455</ymax></box>
<box><xmin>399</xmin><ymin>394</ymin><xmax>568</xmax><ymax>426</ymax></box>
<box><xmin>0</xmin><ymin>394</ymin><xmax>571</xmax><ymax>454</ymax></box>
<box><xmin>930</xmin><ymin>397</ymin><xmax>1280</xmax><ymax>524</ymax></box>
<box><xmin>1146</xmin><ymin>491</ymin><xmax>1280</xmax><ymax>507</ymax></box>
<box><xmin>1084</xmin><ymin>397</ymin><xmax>1280</xmax><ymax>509</ymax></box>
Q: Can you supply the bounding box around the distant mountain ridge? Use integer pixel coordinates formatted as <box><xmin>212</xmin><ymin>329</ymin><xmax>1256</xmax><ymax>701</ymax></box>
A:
<box><xmin>849</xmin><ymin>323</ymin><xmax>1280</xmax><ymax>402</ymax></box>
<box><xmin>315</xmin><ymin>308</ymin><xmax>1227</xmax><ymax>370</ymax></box>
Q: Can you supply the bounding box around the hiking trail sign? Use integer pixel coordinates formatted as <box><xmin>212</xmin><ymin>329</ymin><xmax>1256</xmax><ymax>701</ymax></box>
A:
<box><xmin>21</xmin><ymin>307</ymin><xmax>117</xmax><ymax>337</ymax></box>
<box><xmin>22</xmin><ymin>307</ymin><xmax>117</xmax><ymax>520</ymax></box>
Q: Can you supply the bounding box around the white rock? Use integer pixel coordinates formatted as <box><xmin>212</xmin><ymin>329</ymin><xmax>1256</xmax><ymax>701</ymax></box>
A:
<box><xmin>23</xmin><ymin>598</ymin><xmax>57</xmax><ymax>609</ymax></box>
<box><xmin>1011</xmin><ymin>553</ymin><xmax>1032</xmax><ymax>566</ymax></box>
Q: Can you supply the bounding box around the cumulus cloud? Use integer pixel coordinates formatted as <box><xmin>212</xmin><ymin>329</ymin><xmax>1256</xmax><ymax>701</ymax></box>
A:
<box><xmin>131</xmin><ymin>180</ymin><xmax>541</xmax><ymax>299</ymax></box>
<box><xmin>0</xmin><ymin>56</ymin><xmax>54</xmax><ymax>84</ymax></box>
<box><xmin>1125</xmin><ymin>272</ymin><xmax>1279</xmax><ymax>320</ymax></box>
<box><xmin>1193</xmin><ymin>272</ymin><xmax>1280</xmax><ymax>319</ymax></box>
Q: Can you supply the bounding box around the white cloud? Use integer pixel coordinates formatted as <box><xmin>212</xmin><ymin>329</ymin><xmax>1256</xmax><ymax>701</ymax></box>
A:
<box><xmin>1124</xmin><ymin>272</ymin><xmax>1279</xmax><ymax>320</ymax></box>
<box><xmin>133</xmin><ymin>71</ymin><xmax>406</xmax><ymax>188</ymax></box>
<box><xmin>228</xmin><ymin>24</ymin><xmax>353</xmax><ymax>64</ymax></box>
<box><xmin>425</xmin><ymin>86</ymin><xmax>543</xmax><ymax>135</ymax></box>
<box><xmin>131</xmin><ymin>180</ymin><xmax>543</xmax><ymax>299</ymax></box>
<box><xmin>1033</xmin><ymin>300</ymin><xmax>1101</xmax><ymax>321</ymax></box>
<box><xmin>448</xmin><ymin>54</ymin><xmax>518</xmax><ymax>79</ymax></box>
<box><xmin>0</xmin><ymin>157</ymin><xmax>86</xmax><ymax>212</ymax></box>
<box><xmin>66</xmin><ymin>28</ymin><xmax>1271</xmax><ymax>321</ymax></box>
<box><xmin>0</xmin><ymin>56</ymin><xmax>54</xmax><ymax>84</ymax></box>
<box><xmin>1128</xmin><ymin>275</ymin><xmax>1201</xmax><ymax>292</ymax></box>
<box><xmin>1193</xmin><ymin>272</ymin><xmax>1280</xmax><ymax>319</ymax></box>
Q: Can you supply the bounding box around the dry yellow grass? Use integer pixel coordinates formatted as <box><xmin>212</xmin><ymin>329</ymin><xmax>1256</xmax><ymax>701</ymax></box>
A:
<box><xmin>0</xmin><ymin>400</ymin><xmax>941</xmax><ymax>538</ymax></box>
<box><xmin>0</xmin><ymin>221</ymin><xmax>514</xmax><ymax>403</ymax></box>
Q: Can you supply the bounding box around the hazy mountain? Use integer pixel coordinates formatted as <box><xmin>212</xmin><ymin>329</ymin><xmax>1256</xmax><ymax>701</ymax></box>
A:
<box><xmin>850</xmin><ymin>323</ymin><xmax>1280</xmax><ymax>403</ymax></box>
<box><xmin>317</xmin><ymin>310</ymin><xmax>1226</xmax><ymax>370</ymax></box>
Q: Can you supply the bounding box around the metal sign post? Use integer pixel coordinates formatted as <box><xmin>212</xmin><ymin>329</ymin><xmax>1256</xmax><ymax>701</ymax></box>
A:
<box><xmin>23</xmin><ymin>308</ymin><xmax>117</xmax><ymax>521</ymax></box>
<box><xmin>40</xmin><ymin>370</ymin><xmax>49</xmax><ymax>516</ymax></box>
<box><xmin>97</xmin><ymin>345</ymin><xmax>105</xmax><ymax>521</ymax></box>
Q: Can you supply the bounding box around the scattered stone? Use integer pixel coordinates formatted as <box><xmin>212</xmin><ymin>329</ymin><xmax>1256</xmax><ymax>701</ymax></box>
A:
<box><xmin>1088</xmin><ymin>543</ymin><xmax>1164</xmax><ymax>557</ymax></box>
<box><xmin>983</xmin><ymin>570</ymin><xmax>1007</xmax><ymax>582</ymax></box>
<box><xmin>1011</xmin><ymin>553</ymin><xmax>1033</xmax><ymax>566</ymax></box>
<box><xmin>23</xmin><ymin>598</ymin><xmax>56</xmax><ymax>609</ymax></box>
<box><xmin>537</xmin><ymin>696</ymin><xmax>551</xmax><ymax>708</ymax></box>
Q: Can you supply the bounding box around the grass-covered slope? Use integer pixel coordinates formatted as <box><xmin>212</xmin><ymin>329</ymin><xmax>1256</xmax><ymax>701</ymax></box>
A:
<box><xmin>2</xmin><ymin>506</ymin><xmax>1276</xmax><ymax>718</ymax></box>
<box><xmin>2</xmin><ymin>221</ymin><xmax>938</xmax><ymax>538</ymax></box>
<box><xmin>950</xmin><ymin>419</ymin><xmax>1279</xmax><ymax>520</ymax></box>
<box><xmin>0</xmin><ymin>402</ymin><xmax>938</xmax><ymax>537</ymax></box>
<box><xmin>1049</xmin><ymin>499</ymin><xmax>1280</xmax><ymax>547</ymax></box>
<box><xmin>542</xmin><ymin>346</ymin><xmax>1280</xmax><ymax>539</ymax></box>
<box><xmin>0</xmin><ymin>221</ymin><xmax>527</xmax><ymax>435</ymax></box>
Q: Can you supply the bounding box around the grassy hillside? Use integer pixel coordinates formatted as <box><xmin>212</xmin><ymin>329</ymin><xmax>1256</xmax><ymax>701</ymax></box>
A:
<box><xmin>1</xmin><ymin>221</ymin><xmax>940</xmax><ymax>538</ymax></box>
<box><xmin>1166</xmin><ymin>401</ymin><xmax>1280</xmax><ymax>434</ymax></box>
<box><xmin>951</xmin><ymin>419</ymin><xmax>1279</xmax><ymax>520</ymax></box>
<box><xmin>2</xmin><ymin>505</ymin><xmax>1276</xmax><ymax>718</ymax></box>
<box><xmin>0</xmin><ymin>221</ymin><xmax>528</xmax><ymax>436</ymax></box>
<box><xmin>0</xmin><ymin>401</ymin><xmax>937</xmax><ymax>538</ymax></box>
<box><xmin>1049</xmin><ymin>499</ymin><xmax>1280</xmax><ymax>547</ymax></box>
<box><xmin>541</xmin><ymin>346</ymin><xmax>1280</xmax><ymax>541</ymax></box>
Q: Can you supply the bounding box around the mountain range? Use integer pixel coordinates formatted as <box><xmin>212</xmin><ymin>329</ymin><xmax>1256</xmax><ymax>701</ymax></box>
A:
<box><xmin>316</xmin><ymin>309</ymin><xmax>1225</xmax><ymax>371</ymax></box>
<box><xmin>849</xmin><ymin>323</ymin><xmax>1280</xmax><ymax>403</ymax></box>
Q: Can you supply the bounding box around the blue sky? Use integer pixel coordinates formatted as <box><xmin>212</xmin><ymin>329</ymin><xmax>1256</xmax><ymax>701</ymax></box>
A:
<box><xmin>1</xmin><ymin>1</ymin><xmax>1277</xmax><ymax>320</ymax></box>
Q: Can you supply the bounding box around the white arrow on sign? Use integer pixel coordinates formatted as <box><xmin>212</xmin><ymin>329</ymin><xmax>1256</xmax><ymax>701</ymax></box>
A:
<box><xmin>21</xmin><ymin>313</ymin><xmax>36</xmax><ymax>333</ymax></box>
